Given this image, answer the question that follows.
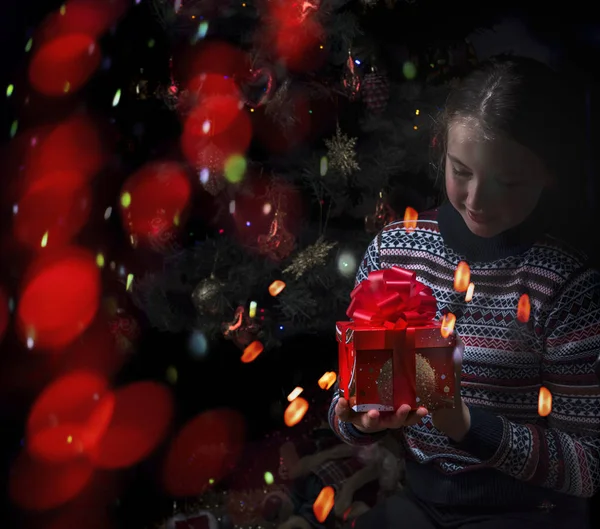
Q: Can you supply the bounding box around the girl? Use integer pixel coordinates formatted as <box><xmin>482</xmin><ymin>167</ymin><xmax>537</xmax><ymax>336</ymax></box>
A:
<box><xmin>330</xmin><ymin>56</ymin><xmax>600</xmax><ymax>529</ymax></box>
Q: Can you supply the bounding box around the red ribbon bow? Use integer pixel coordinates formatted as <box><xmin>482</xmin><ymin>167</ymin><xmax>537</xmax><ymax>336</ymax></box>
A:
<box><xmin>347</xmin><ymin>267</ymin><xmax>437</xmax><ymax>329</ymax></box>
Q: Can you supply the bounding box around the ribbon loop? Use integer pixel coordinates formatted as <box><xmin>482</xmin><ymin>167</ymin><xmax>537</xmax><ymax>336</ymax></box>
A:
<box><xmin>347</xmin><ymin>267</ymin><xmax>436</xmax><ymax>328</ymax></box>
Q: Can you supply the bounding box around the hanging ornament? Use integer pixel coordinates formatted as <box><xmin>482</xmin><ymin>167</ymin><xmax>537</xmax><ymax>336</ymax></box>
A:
<box><xmin>283</xmin><ymin>237</ymin><xmax>337</xmax><ymax>279</ymax></box>
<box><xmin>258</xmin><ymin>211</ymin><xmax>295</xmax><ymax>261</ymax></box>
<box><xmin>196</xmin><ymin>143</ymin><xmax>227</xmax><ymax>196</ymax></box>
<box><xmin>363</xmin><ymin>67</ymin><xmax>390</xmax><ymax>114</ymax></box>
<box><xmin>155</xmin><ymin>56</ymin><xmax>183</xmax><ymax>110</ymax></box>
<box><xmin>241</xmin><ymin>66</ymin><xmax>276</xmax><ymax>108</ymax></box>
<box><xmin>222</xmin><ymin>306</ymin><xmax>261</xmax><ymax>350</ymax></box>
<box><xmin>192</xmin><ymin>276</ymin><xmax>224</xmax><ymax>316</ymax></box>
<box><xmin>342</xmin><ymin>50</ymin><xmax>361</xmax><ymax>101</ymax></box>
<box><xmin>324</xmin><ymin>124</ymin><xmax>360</xmax><ymax>178</ymax></box>
<box><xmin>365</xmin><ymin>190</ymin><xmax>397</xmax><ymax>233</ymax></box>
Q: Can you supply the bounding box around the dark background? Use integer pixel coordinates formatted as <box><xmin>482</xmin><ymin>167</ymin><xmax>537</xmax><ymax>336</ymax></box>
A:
<box><xmin>1</xmin><ymin>2</ymin><xmax>599</xmax><ymax>528</ymax></box>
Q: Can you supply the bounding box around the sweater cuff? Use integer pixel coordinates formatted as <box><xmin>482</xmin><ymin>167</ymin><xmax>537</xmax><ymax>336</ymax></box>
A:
<box><xmin>450</xmin><ymin>406</ymin><xmax>505</xmax><ymax>461</ymax></box>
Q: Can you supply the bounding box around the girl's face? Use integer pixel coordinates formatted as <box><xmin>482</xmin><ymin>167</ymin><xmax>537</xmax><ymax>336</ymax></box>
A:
<box><xmin>445</xmin><ymin>121</ymin><xmax>551</xmax><ymax>238</ymax></box>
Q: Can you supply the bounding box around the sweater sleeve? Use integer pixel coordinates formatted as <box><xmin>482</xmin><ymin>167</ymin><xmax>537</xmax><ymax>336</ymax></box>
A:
<box><xmin>328</xmin><ymin>235</ymin><xmax>387</xmax><ymax>446</ymax></box>
<box><xmin>453</xmin><ymin>267</ymin><xmax>600</xmax><ymax>498</ymax></box>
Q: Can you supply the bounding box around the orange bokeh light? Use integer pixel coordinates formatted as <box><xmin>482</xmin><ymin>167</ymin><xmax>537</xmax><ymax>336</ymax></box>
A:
<box><xmin>318</xmin><ymin>371</ymin><xmax>337</xmax><ymax>390</ymax></box>
<box><xmin>240</xmin><ymin>340</ymin><xmax>264</xmax><ymax>363</ymax></box>
<box><xmin>441</xmin><ymin>313</ymin><xmax>456</xmax><ymax>339</ymax></box>
<box><xmin>403</xmin><ymin>206</ymin><xmax>418</xmax><ymax>232</ymax></box>
<box><xmin>313</xmin><ymin>486</ymin><xmax>335</xmax><ymax>523</ymax></box>
<box><xmin>284</xmin><ymin>397</ymin><xmax>309</xmax><ymax>427</ymax></box>
<box><xmin>517</xmin><ymin>293</ymin><xmax>531</xmax><ymax>323</ymax></box>
<box><xmin>268</xmin><ymin>280</ymin><xmax>286</xmax><ymax>297</ymax></box>
<box><xmin>465</xmin><ymin>282</ymin><xmax>475</xmax><ymax>302</ymax></box>
<box><xmin>454</xmin><ymin>261</ymin><xmax>471</xmax><ymax>293</ymax></box>
<box><xmin>538</xmin><ymin>386</ymin><xmax>552</xmax><ymax>417</ymax></box>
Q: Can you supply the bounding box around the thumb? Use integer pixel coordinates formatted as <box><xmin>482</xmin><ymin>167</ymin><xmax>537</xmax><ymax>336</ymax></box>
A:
<box><xmin>335</xmin><ymin>397</ymin><xmax>354</xmax><ymax>422</ymax></box>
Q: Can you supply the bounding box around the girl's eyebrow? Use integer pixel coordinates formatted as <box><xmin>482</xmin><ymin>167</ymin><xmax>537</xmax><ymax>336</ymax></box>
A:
<box><xmin>447</xmin><ymin>153</ymin><xmax>469</xmax><ymax>168</ymax></box>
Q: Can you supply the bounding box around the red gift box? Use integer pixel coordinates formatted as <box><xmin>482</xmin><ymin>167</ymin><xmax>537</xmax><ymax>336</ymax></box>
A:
<box><xmin>337</xmin><ymin>267</ymin><xmax>457</xmax><ymax>412</ymax></box>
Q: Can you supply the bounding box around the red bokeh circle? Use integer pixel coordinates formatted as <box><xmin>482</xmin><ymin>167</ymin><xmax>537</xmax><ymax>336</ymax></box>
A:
<box><xmin>17</xmin><ymin>247</ymin><xmax>100</xmax><ymax>349</ymax></box>
<box><xmin>120</xmin><ymin>162</ymin><xmax>191</xmax><ymax>247</ymax></box>
<box><xmin>14</xmin><ymin>171</ymin><xmax>91</xmax><ymax>250</ymax></box>
<box><xmin>9</xmin><ymin>450</ymin><xmax>94</xmax><ymax>511</ymax></box>
<box><xmin>89</xmin><ymin>381</ymin><xmax>173</xmax><ymax>469</ymax></box>
<box><xmin>163</xmin><ymin>408</ymin><xmax>246</xmax><ymax>496</ymax></box>
<box><xmin>29</xmin><ymin>33</ymin><xmax>101</xmax><ymax>96</ymax></box>
<box><xmin>27</xmin><ymin>371</ymin><xmax>113</xmax><ymax>462</ymax></box>
<box><xmin>181</xmin><ymin>96</ymin><xmax>252</xmax><ymax>167</ymax></box>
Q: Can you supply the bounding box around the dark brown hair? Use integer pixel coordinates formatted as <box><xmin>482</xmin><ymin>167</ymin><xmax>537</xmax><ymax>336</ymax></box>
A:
<box><xmin>431</xmin><ymin>55</ymin><xmax>574</xmax><ymax>198</ymax></box>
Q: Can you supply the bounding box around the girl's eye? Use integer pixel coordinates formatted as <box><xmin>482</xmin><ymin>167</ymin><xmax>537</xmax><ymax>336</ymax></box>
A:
<box><xmin>452</xmin><ymin>167</ymin><xmax>470</xmax><ymax>178</ymax></box>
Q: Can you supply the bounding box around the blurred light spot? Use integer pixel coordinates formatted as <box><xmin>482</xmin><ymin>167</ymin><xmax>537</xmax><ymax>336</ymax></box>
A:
<box><xmin>224</xmin><ymin>155</ymin><xmax>246</xmax><ymax>183</ymax></box>
<box><xmin>126</xmin><ymin>273</ymin><xmax>133</xmax><ymax>291</ymax></box>
<box><xmin>25</xmin><ymin>38</ymin><xmax>33</xmax><ymax>52</ymax></box>
<box><xmin>287</xmin><ymin>387</ymin><xmax>303</xmax><ymax>401</ymax></box>
<box><xmin>10</xmin><ymin>120</ymin><xmax>18</xmax><ymax>138</ymax></box>
<box><xmin>112</xmin><ymin>89</ymin><xmax>121</xmax><ymax>107</ymax></box>
<box><xmin>199</xmin><ymin>168</ymin><xmax>210</xmax><ymax>184</ymax></box>
<box><xmin>320</xmin><ymin>156</ymin><xmax>328</xmax><ymax>176</ymax></box>
<box><xmin>104</xmin><ymin>206</ymin><xmax>112</xmax><ymax>220</ymax></box>
<box><xmin>166</xmin><ymin>366</ymin><xmax>178</xmax><ymax>384</ymax></box>
<box><xmin>96</xmin><ymin>253</ymin><xmax>105</xmax><ymax>268</ymax></box>
<box><xmin>63</xmin><ymin>81</ymin><xmax>71</xmax><ymax>93</ymax></box>
<box><xmin>41</xmin><ymin>231</ymin><xmax>48</xmax><ymax>248</ymax></box>
<box><xmin>337</xmin><ymin>251</ymin><xmax>357</xmax><ymax>278</ymax></box>
<box><xmin>188</xmin><ymin>330</ymin><xmax>208</xmax><ymax>358</ymax></box>
<box><xmin>13</xmin><ymin>204</ymin><xmax>18</xmax><ymax>215</ymax></box>
<box><xmin>229</xmin><ymin>200</ymin><xmax>235</xmax><ymax>214</ymax></box>
<box><xmin>27</xmin><ymin>336</ymin><xmax>34</xmax><ymax>349</ymax></box>
<box><xmin>202</xmin><ymin>120</ymin><xmax>211</xmax><ymax>134</ymax></box>
<box><xmin>120</xmin><ymin>192</ymin><xmax>131</xmax><ymax>208</ymax></box>
<box><xmin>264</xmin><ymin>471</ymin><xmax>274</xmax><ymax>485</ymax></box>
<box><xmin>60</xmin><ymin>4</ymin><xmax>66</xmax><ymax>15</ymax></box>
<box><xmin>6</xmin><ymin>84</ymin><xmax>14</xmax><ymax>97</ymax></box>
<box><xmin>263</xmin><ymin>203</ymin><xmax>272</xmax><ymax>215</ymax></box>
<box><xmin>196</xmin><ymin>21</ymin><xmax>209</xmax><ymax>41</ymax></box>
<box><xmin>148</xmin><ymin>39</ymin><xmax>155</xmax><ymax>48</ymax></box>
<box><xmin>249</xmin><ymin>301</ymin><xmax>257</xmax><ymax>318</ymax></box>
<box><xmin>402</xmin><ymin>61</ymin><xmax>417</xmax><ymax>80</ymax></box>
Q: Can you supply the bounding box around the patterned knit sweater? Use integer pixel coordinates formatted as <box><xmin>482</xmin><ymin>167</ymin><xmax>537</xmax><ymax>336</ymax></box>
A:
<box><xmin>329</xmin><ymin>202</ymin><xmax>600</xmax><ymax>509</ymax></box>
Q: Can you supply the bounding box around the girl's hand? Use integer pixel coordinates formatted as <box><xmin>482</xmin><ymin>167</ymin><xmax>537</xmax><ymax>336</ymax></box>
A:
<box><xmin>335</xmin><ymin>397</ymin><xmax>428</xmax><ymax>433</ymax></box>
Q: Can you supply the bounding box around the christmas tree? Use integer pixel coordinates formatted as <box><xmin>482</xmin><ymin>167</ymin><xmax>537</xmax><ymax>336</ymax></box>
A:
<box><xmin>0</xmin><ymin>1</ymin><xmax>495</xmax><ymax>529</ymax></box>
